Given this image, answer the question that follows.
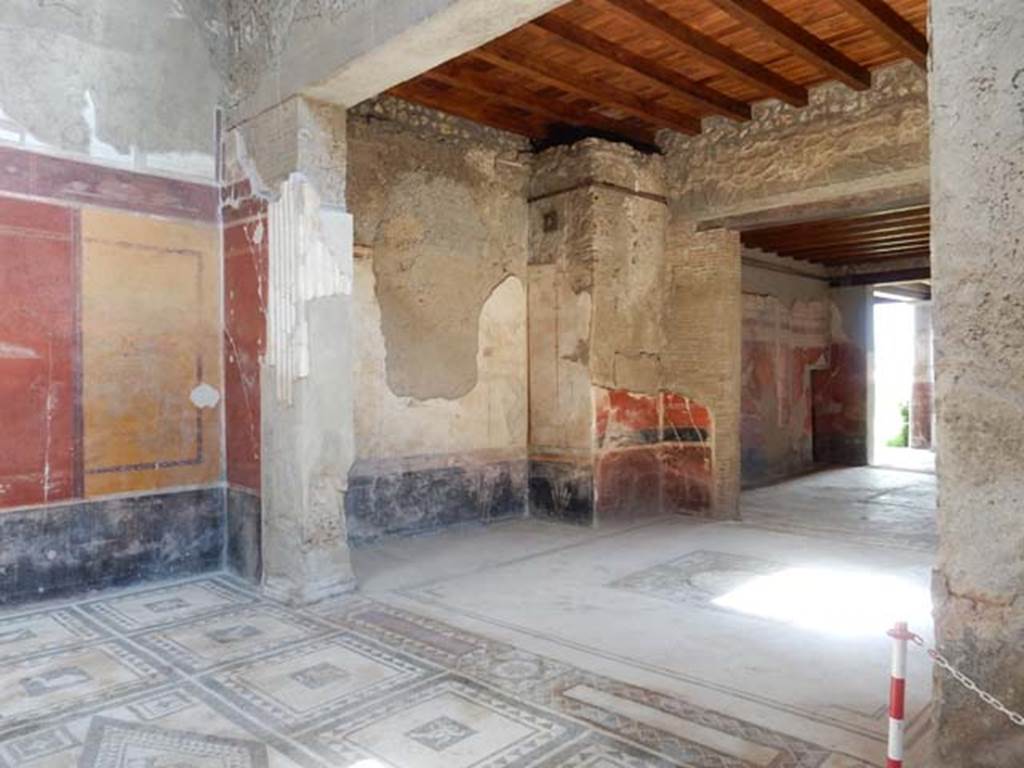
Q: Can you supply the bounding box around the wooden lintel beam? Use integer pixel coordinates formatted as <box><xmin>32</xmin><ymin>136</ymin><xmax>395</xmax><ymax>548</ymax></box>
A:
<box><xmin>706</xmin><ymin>0</ymin><xmax>872</xmax><ymax>90</ymax></box>
<box><xmin>831</xmin><ymin>0</ymin><xmax>928</xmax><ymax>69</ymax></box>
<box><xmin>433</xmin><ymin>64</ymin><xmax>655</xmax><ymax>145</ymax></box>
<box><xmin>595</xmin><ymin>0</ymin><xmax>808</xmax><ymax>106</ymax></box>
<box><xmin>475</xmin><ymin>44</ymin><xmax>702</xmax><ymax>135</ymax></box>
<box><xmin>532</xmin><ymin>14</ymin><xmax>751</xmax><ymax>121</ymax></box>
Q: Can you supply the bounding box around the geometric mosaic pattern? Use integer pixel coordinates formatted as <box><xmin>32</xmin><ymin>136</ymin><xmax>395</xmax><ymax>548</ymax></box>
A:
<box><xmin>0</xmin><ymin>575</ymin><xmax>879</xmax><ymax>768</ymax></box>
<box><xmin>741</xmin><ymin>471</ymin><xmax>938</xmax><ymax>553</ymax></box>
<box><xmin>608</xmin><ymin>550</ymin><xmax>785</xmax><ymax>612</ymax></box>
<box><xmin>78</xmin><ymin>717</ymin><xmax>270</xmax><ymax>768</ymax></box>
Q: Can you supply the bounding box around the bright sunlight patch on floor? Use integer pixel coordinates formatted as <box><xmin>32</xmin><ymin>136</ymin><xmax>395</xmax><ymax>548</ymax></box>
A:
<box><xmin>712</xmin><ymin>566</ymin><xmax>932</xmax><ymax>637</ymax></box>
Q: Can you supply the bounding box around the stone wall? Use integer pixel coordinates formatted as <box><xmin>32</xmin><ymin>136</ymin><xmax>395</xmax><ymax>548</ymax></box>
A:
<box><xmin>930</xmin><ymin>1</ymin><xmax>1024</xmax><ymax>763</ymax></box>
<box><xmin>345</xmin><ymin>98</ymin><xmax>530</xmax><ymax>543</ymax></box>
<box><xmin>659</xmin><ymin>60</ymin><xmax>929</xmax><ymax>229</ymax></box>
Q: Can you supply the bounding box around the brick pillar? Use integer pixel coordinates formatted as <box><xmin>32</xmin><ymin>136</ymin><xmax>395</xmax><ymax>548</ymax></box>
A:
<box><xmin>931</xmin><ymin>1</ymin><xmax>1024</xmax><ymax>763</ymax></box>
<box><xmin>528</xmin><ymin>139</ymin><xmax>727</xmax><ymax>524</ymax></box>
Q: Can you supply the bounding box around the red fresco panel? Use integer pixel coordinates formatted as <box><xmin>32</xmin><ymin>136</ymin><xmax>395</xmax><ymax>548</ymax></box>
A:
<box><xmin>595</xmin><ymin>388</ymin><xmax>660</xmax><ymax>447</ymax></box>
<box><xmin>661</xmin><ymin>444</ymin><xmax>713</xmax><ymax>511</ymax></box>
<box><xmin>595</xmin><ymin>447</ymin><xmax>662</xmax><ymax>520</ymax></box>
<box><xmin>223</xmin><ymin>204</ymin><xmax>267</xmax><ymax>491</ymax></box>
<box><xmin>0</xmin><ymin>196</ymin><xmax>77</xmax><ymax>508</ymax></box>
<box><xmin>662</xmin><ymin>392</ymin><xmax>712</xmax><ymax>434</ymax></box>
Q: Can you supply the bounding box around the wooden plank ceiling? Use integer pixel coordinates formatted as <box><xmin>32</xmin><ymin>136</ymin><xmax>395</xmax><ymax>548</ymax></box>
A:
<box><xmin>389</xmin><ymin>0</ymin><xmax>928</xmax><ymax>146</ymax></box>
<box><xmin>740</xmin><ymin>205</ymin><xmax>930</xmax><ymax>266</ymax></box>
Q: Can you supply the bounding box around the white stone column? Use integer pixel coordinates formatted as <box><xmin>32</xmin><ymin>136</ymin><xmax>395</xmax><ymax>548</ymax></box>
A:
<box><xmin>931</xmin><ymin>1</ymin><xmax>1024</xmax><ymax>763</ymax></box>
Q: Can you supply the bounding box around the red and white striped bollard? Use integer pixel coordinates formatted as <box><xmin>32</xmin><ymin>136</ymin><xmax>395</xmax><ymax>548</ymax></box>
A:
<box><xmin>887</xmin><ymin>621</ymin><xmax>911</xmax><ymax>767</ymax></box>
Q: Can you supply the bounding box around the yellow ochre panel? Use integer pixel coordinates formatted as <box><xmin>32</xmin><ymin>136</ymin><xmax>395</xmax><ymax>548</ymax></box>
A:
<box><xmin>81</xmin><ymin>208</ymin><xmax>221</xmax><ymax>497</ymax></box>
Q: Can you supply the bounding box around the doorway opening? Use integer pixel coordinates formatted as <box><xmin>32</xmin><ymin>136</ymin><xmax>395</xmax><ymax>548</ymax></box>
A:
<box><xmin>871</xmin><ymin>282</ymin><xmax>935</xmax><ymax>473</ymax></box>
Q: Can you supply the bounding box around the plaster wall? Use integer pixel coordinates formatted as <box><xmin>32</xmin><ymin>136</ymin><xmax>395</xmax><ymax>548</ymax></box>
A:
<box><xmin>345</xmin><ymin>98</ymin><xmax>530</xmax><ymax>543</ymax></box>
<box><xmin>0</xmin><ymin>0</ymin><xmax>220</xmax><ymax>181</ymax></box>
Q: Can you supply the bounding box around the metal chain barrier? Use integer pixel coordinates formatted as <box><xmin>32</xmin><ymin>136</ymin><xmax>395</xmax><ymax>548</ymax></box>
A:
<box><xmin>907</xmin><ymin>631</ymin><xmax>1024</xmax><ymax>727</ymax></box>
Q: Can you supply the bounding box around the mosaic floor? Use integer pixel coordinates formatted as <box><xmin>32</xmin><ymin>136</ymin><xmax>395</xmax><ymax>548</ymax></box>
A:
<box><xmin>741</xmin><ymin>465</ymin><xmax>937</xmax><ymax>552</ymax></box>
<box><xmin>3</xmin><ymin>575</ymin><xmax>881</xmax><ymax>768</ymax></box>
<box><xmin>2</xmin><ymin>467</ymin><xmax>934</xmax><ymax>767</ymax></box>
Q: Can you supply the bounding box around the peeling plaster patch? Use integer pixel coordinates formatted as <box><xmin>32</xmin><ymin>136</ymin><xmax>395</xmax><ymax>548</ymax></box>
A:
<box><xmin>0</xmin><ymin>341</ymin><xmax>39</xmax><ymax>359</ymax></box>
<box><xmin>372</xmin><ymin>174</ymin><xmax>518</xmax><ymax>400</ymax></box>
<box><xmin>354</xmin><ymin>269</ymin><xmax>527</xmax><ymax>461</ymax></box>
<box><xmin>829</xmin><ymin>303</ymin><xmax>851</xmax><ymax>343</ymax></box>
<box><xmin>83</xmin><ymin>90</ymin><xmax>134</xmax><ymax>165</ymax></box>
<box><xmin>0</xmin><ymin>103</ymin><xmax>47</xmax><ymax>147</ymax></box>
<box><xmin>189</xmin><ymin>382</ymin><xmax>221</xmax><ymax>409</ymax></box>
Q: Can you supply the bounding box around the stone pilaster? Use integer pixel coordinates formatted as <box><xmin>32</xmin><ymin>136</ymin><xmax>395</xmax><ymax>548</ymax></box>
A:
<box><xmin>228</xmin><ymin>97</ymin><xmax>357</xmax><ymax>604</ymax></box>
<box><xmin>931</xmin><ymin>1</ymin><xmax>1024</xmax><ymax>763</ymax></box>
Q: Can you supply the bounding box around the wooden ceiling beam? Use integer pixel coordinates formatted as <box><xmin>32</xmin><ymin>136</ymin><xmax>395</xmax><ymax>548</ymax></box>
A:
<box><xmin>532</xmin><ymin>14</ymin><xmax>751</xmax><ymax>121</ymax></box>
<box><xmin>706</xmin><ymin>0</ymin><xmax>872</xmax><ymax>90</ymax></box>
<box><xmin>776</xmin><ymin>239</ymin><xmax>931</xmax><ymax>260</ymax></box>
<box><xmin>791</xmin><ymin>242</ymin><xmax>931</xmax><ymax>262</ymax></box>
<box><xmin>432</xmin><ymin>63</ymin><xmax>656</xmax><ymax>144</ymax></box>
<box><xmin>388</xmin><ymin>80</ymin><xmax>546</xmax><ymax>139</ymax></box>
<box><xmin>749</xmin><ymin>224</ymin><xmax>931</xmax><ymax>251</ymax></box>
<box><xmin>474</xmin><ymin>44</ymin><xmax>702</xmax><ymax>135</ymax></box>
<box><xmin>831</xmin><ymin>0</ymin><xmax>928</xmax><ymax>69</ymax></box>
<box><xmin>594</xmin><ymin>0</ymin><xmax>808</xmax><ymax>106</ymax></box>
<box><xmin>818</xmin><ymin>250</ymin><xmax>931</xmax><ymax>265</ymax></box>
<box><xmin>784</xmin><ymin>235</ymin><xmax>932</xmax><ymax>255</ymax></box>
<box><xmin>742</xmin><ymin>206</ymin><xmax>930</xmax><ymax>239</ymax></box>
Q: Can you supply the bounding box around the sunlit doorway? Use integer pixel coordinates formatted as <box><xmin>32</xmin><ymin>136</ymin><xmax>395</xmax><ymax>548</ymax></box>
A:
<box><xmin>871</xmin><ymin>283</ymin><xmax>935</xmax><ymax>472</ymax></box>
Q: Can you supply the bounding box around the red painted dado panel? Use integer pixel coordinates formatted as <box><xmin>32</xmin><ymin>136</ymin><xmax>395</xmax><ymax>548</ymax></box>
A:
<box><xmin>223</xmin><ymin>190</ymin><xmax>268</xmax><ymax>492</ymax></box>
<box><xmin>594</xmin><ymin>387</ymin><xmax>713</xmax><ymax>519</ymax></box>
<box><xmin>0</xmin><ymin>196</ymin><xmax>78</xmax><ymax>507</ymax></box>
